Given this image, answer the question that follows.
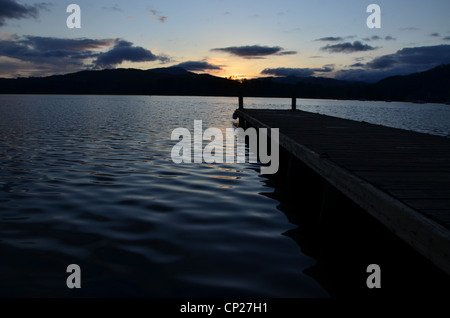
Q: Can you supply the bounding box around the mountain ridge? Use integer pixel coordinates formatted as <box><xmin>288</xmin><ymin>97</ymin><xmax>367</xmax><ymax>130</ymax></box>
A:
<box><xmin>1</xmin><ymin>64</ymin><xmax>449</xmax><ymax>103</ymax></box>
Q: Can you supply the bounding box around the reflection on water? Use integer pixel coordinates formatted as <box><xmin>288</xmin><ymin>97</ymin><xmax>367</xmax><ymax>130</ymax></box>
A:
<box><xmin>0</xmin><ymin>95</ymin><xmax>449</xmax><ymax>297</ymax></box>
<box><xmin>0</xmin><ymin>95</ymin><xmax>327</xmax><ymax>297</ymax></box>
<box><xmin>268</xmin><ymin>156</ymin><xmax>450</xmax><ymax>297</ymax></box>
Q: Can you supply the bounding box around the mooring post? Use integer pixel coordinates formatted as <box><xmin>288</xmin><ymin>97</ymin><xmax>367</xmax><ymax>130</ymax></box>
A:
<box><xmin>291</xmin><ymin>95</ymin><xmax>296</xmax><ymax>110</ymax></box>
<box><xmin>239</xmin><ymin>94</ymin><xmax>244</xmax><ymax>110</ymax></box>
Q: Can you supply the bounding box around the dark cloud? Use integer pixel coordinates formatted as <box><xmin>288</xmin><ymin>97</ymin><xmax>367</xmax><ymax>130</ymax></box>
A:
<box><xmin>385</xmin><ymin>35</ymin><xmax>396</xmax><ymax>41</ymax></box>
<box><xmin>321</xmin><ymin>41</ymin><xmax>377</xmax><ymax>53</ymax></box>
<box><xmin>0</xmin><ymin>0</ymin><xmax>50</xmax><ymax>26</ymax></box>
<box><xmin>0</xmin><ymin>59</ymin><xmax>22</xmax><ymax>75</ymax></box>
<box><xmin>430</xmin><ymin>33</ymin><xmax>440</xmax><ymax>37</ymax></box>
<box><xmin>262</xmin><ymin>68</ymin><xmax>314</xmax><ymax>77</ymax></box>
<box><xmin>277</xmin><ymin>50</ymin><xmax>297</xmax><ymax>56</ymax></box>
<box><xmin>349</xmin><ymin>63</ymin><xmax>364</xmax><ymax>68</ymax></box>
<box><xmin>322</xmin><ymin>64</ymin><xmax>335</xmax><ymax>70</ymax></box>
<box><xmin>23</xmin><ymin>36</ymin><xmax>114</xmax><ymax>52</ymax></box>
<box><xmin>315</xmin><ymin>37</ymin><xmax>343</xmax><ymax>42</ymax></box>
<box><xmin>0</xmin><ymin>35</ymin><xmax>170</xmax><ymax>76</ymax></box>
<box><xmin>444</xmin><ymin>36</ymin><xmax>450</xmax><ymax>41</ymax></box>
<box><xmin>261</xmin><ymin>65</ymin><xmax>334</xmax><ymax>77</ymax></box>
<box><xmin>211</xmin><ymin>45</ymin><xmax>296</xmax><ymax>58</ymax></box>
<box><xmin>0</xmin><ymin>35</ymin><xmax>112</xmax><ymax>63</ymax></box>
<box><xmin>363</xmin><ymin>36</ymin><xmax>382</xmax><ymax>41</ymax></box>
<box><xmin>172</xmin><ymin>61</ymin><xmax>221</xmax><ymax>71</ymax></box>
<box><xmin>336</xmin><ymin>44</ymin><xmax>450</xmax><ymax>82</ymax></box>
<box><xmin>366</xmin><ymin>55</ymin><xmax>396</xmax><ymax>69</ymax></box>
<box><xmin>93</xmin><ymin>40</ymin><xmax>169</xmax><ymax>68</ymax></box>
<box><xmin>148</xmin><ymin>9</ymin><xmax>167</xmax><ymax>23</ymax></box>
<box><xmin>366</xmin><ymin>45</ymin><xmax>450</xmax><ymax>70</ymax></box>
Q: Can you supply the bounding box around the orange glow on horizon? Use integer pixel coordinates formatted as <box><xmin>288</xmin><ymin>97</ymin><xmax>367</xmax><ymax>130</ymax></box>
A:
<box><xmin>223</xmin><ymin>74</ymin><xmax>250</xmax><ymax>82</ymax></box>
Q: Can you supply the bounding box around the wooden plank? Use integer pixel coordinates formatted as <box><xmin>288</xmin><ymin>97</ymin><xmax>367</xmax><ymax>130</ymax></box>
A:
<box><xmin>387</xmin><ymin>189</ymin><xmax>450</xmax><ymax>200</ymax></box>
<box><xmin>421</xmin><ymin>210</ymin><xmax>450</xmax><ymax>223</ymax></box>
<box><xmin>235</xmin><ymin>108</ymin><xmax>450</xmax><ymax>276</ymax></box>
<box><xmin>402</xmin><ymin>199</ymin><xmax>450</xmax><ymax>210</ymax></box>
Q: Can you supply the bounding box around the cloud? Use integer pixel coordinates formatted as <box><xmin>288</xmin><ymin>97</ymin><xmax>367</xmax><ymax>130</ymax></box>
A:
<box><xmin>349</xmin><ymin>63</ymin><xmax>364</xmax><ymax>67</ymax></box>
<box><xmin>430</xmin><ymin>32</ymin><xmax>440</xmax><ymax>37</ymax></box>
<box><xmin>366</xmin><ymin>55</ymin><xmax>396</xmax><ymax>69</ymax></box>
<box><xmin>23</xmin><ymin>36</ymin><xmax>114</xmax><ymax>52</ymax></box>
<box><xmin>322</xmin><ymin>64</ymin><xmax>335</xmax><ymax>71</ymax></box>
<box><xmin>0</xmin><ymin>58</ymin><xmax>86</xmax><ymax>78</ymax></box>
<box><xmin>0</xmin><ymin>35</ymin><xmax>113</xmax><ymax>63</ymax></box>
<box><xmin>0</xmin><ymin>35</ymin><xmax>115</xmax><ymax>77</ymax></box>
<box><xmin>0</xmin><ymin>0</ymin><xmax>50</xmax><ymax>26</ymax></box>
<box><xmin>336</xmin><ymin>44</ymin><xmax>450</xmax><ymax>82</ymax></box>
<box><xmin>148</xmin><ymin>9</ymin><xmax>167</xmax><ymax>23</ymax></box>
<box><xmin>211</xmin><ymin>45</ymin><xmax>296</xmax><ymax>58</ymax></box>
<box><xmin>315</xmin><ymin>37</ymin><xmax>343</xmax><ymax>42</ymax></box>
<box><xmin>93</xmin><ymin>40</ymin><xmax>169</xmax><ymax>68</ymax></box>
<box><xmin>363</xmin><ymin>36</ymin><xmax>382</xmax><ymax>41</ymax></box>
<box><xmin>363</xmin><ymin>35</ymin><xmax>398</xmax><ymax>42</ymax></box>
<box><xmin>277</xmin><ymin>50</ymin><xmax>297</xmax><ymax>56</ymax></box>
<box><xmin>364</xmin><ymin>35</ymin><xmax>396</xmax><ymax>42</ymax></box>
<box><xmin>172</xmin><ymin>60</ymin><xmax>222</xmax><ymax>71</ymax></box>
<box><xmin>321</xmin><ymin>41</ymin><xmax>377</xmax><ymax>53</ymax></box>
<box><xmin>444</xmin><ymin>36</ymin><xmax>450</xmax><ymax>41</ymax></box>
<box><xmin>261</xmin><ymin>65</ymin><xmax>334</xmax><ymax>77</ymax></box>
<box><xmin>0</xmin><ymin>35</ymin><xmax>170</xmax><ymax>77</ymax></box>
<box><xmin>366</xmin><ymin>45</ymin><xmax>450</xmax><ymax>70</ymax></box>
<box><xmin>0</xmin><ymin>57</ymin><xmax>24</xmax><ymax>75</ymax></box>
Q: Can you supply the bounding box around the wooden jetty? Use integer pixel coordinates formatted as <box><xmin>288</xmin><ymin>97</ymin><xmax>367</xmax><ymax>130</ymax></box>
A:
<box><xmin>234</xmin><ymin>99</ymin><xmax>450</xmax><ymax>276</ymax></box>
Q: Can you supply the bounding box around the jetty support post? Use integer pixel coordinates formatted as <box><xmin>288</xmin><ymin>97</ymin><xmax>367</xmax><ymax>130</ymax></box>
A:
<box><xmin>291</xmin><ymin>95</ymin><xmax>297</xmax><ymax>110</ymax></box>
<box><xmin>239</xmin><ymin>94</ymin><xmax>244</xmax><ymax>110</ymax></box>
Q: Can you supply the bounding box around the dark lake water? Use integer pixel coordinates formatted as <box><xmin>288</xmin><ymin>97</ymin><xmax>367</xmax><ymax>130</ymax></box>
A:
<box><xmin>0</xmin><ymin>95</ymin><xmax>449</xmax><ymax>297</ymax></box>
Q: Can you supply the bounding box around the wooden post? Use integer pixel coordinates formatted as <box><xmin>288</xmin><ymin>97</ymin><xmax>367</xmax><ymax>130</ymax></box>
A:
<box><xmin>239</xmin><ymin>94</ymin><xmax>244</xmax><ymax>109</ymax></box>
<box><xmin>291</xmin><ymin>96</ymin><xmax>296</xmax><ymax>110</ymax></box>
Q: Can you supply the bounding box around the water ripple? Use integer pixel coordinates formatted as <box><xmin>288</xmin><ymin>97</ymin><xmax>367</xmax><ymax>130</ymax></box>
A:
<box><xmin>5</xmin><ymin>95</ymin><xmax>447</xmax><ymax>297</ymax></box>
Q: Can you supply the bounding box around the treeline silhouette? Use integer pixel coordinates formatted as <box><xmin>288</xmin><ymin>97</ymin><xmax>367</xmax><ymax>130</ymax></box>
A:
<box><xmin>1</xmin><ymin>64</ymin><xmax>449</xmax><ymax>104</ymax></box>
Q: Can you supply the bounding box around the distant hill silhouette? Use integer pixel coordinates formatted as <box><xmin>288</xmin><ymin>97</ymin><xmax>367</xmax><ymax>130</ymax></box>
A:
<box><xmin>0</xmin><ymin>67</ymin><xmax>240</xmax><ymax>96</ymax></box>
<box><xmin>1</xmin><ymin>64</ymin><xmax>449</xmax><ymax>103</ymax></box>
<box><xmin>369</xmin><ymin>64</ymin><xmax>450</xmax><ymax>103</ymax></box>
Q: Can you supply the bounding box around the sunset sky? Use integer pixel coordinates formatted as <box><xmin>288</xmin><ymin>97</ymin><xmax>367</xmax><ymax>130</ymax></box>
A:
<box><xmin>1</xmin><ymin>0</ymin><xmax>450</xmax><ymax>82</ymax></box>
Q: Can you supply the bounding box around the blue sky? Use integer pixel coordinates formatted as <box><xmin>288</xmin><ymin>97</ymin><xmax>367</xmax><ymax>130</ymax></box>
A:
<box><xmin>1</xmin><ymin>0</ymin><xmax>450</xmax><ymax>81</ymax></box>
